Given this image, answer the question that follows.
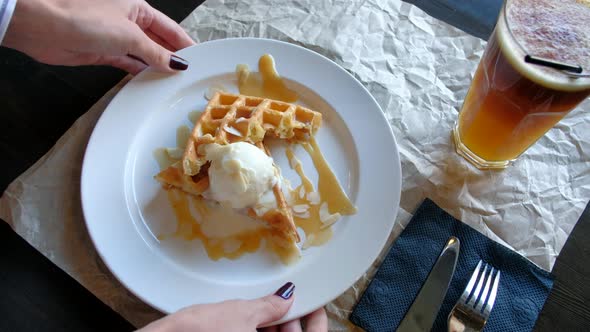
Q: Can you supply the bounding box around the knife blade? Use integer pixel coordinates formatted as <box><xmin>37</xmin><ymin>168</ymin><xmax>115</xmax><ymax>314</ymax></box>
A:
<box><xmin>397</xmin><ymin>236</ymin><xmax>460</xmax><ymax>332</ymax></box>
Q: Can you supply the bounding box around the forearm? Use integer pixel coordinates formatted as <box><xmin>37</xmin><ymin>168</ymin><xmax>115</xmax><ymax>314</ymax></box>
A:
<box><xmin>2</xmin><ymin>0</ymin><xmax>64</xmax><ymax>53</ymax></box>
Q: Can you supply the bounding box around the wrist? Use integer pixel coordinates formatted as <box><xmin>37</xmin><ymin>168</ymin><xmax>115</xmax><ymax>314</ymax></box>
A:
<box><xmin>2</xmin><ymin>0</ymin><xmax>62</xmax><ymax>51</ymax></box>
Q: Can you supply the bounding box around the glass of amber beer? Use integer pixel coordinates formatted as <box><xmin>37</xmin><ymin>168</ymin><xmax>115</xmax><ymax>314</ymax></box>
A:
<box><xmin>453</xmin><ymin>0</ymin><xmax>590</xmax><ymax>169</ymax></box>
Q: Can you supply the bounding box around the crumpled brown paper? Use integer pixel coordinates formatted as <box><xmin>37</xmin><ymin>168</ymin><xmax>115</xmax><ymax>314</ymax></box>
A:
<box><xmin>2</xmin><ymin>0</ymin><xmax>589</xmax><ymax>329</ymax></box>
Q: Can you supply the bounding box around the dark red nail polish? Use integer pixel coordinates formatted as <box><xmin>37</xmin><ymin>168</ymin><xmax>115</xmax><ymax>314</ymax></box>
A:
<box><xmin>169</xmin><ymin>54</ymin><xmax>189</xmax><ymax>70</ymax></box>
<box><xmin>274</xmin><ymin>282</ymin><xmax>295</xmax><ymax>300</ymax></box>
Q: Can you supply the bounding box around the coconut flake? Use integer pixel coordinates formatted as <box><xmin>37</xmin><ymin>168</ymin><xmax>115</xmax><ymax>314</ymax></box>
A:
<box><xmin>223</xmin><ymin>125</ymin><xmax>243</xmax><ymax>137</ymax></box>
<box><xmin>320</xmin><ymin>213</ymin><xmax>341</xmax><ymax>229</ymax></box>
<box><xmin>294</xmin><ymin>211</ymin><xmax>310</xmax><ymax>219</ymax></box>
<box><xmin>296</xmin><ymin>227</ymin><xmax>306</xmax><ymax>249</ymax></box>
<box><xmin>165</xmin><ymin>147</ymin><xmax>184</xmax><ymax>160</ymax></box>
<box><xmin>307</xmin><ymin>192</ymin><xmax>321</xmax><ymax>205</ymax></box>
<box><xmin>318</xmin><ymin>202</ymin><xmax>342</xmax><ymax>229</ymax></box>
<box><xmin>235</xmin><ymin>117</ymin><xmax>247</xmax><ymax>123</ymax></box>
<box><xmin>253</xmin><ymin>188</ymin><xmax>277</xmax><ymax>216</ymax></box>
<box><xmin>254</xmin><ymin>201</ymin><xmax>275</xmax><ymax>217</ymax></box>
<box><xmin>292</xmin><ymin>204</ymin><xmax>310</xmax><ymax>214</ymax></box>
<box><xmin>299</xmin><ymin>186</ymin><xmax>306</xmax><ymax>199</ymax></box>
<box><xmin>319</xmin><ymin>202</ymin><xmax>330</xmax><ymax>221</ymax></box>
<box><xmin>252</xmin><ymin>204</ymin><xmax>263</xmax><ymax>215</ymax></box>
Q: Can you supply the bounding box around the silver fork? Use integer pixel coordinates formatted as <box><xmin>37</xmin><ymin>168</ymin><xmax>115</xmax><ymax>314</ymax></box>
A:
<box><xmin>448</xmin><ymin>260</ymin><xmax>501</xmax><ymax>332</ymax></box>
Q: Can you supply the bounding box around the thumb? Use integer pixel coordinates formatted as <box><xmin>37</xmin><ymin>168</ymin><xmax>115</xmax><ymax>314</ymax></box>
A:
<box><xmin>247</xmin><ymin>282</ymin><xmax>295</xmax><ymax>327</ymax></box>
<box><xmin>126</xmin><ymin>25</ymin><xmax>188</xmax><ymax>72</ymax></box>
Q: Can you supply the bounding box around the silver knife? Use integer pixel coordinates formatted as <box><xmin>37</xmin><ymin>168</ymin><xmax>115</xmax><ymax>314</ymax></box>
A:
<box><xmin>397</xmin><ymin>236</ymin><xmax>460</xmax><ymax>332</ymax></box>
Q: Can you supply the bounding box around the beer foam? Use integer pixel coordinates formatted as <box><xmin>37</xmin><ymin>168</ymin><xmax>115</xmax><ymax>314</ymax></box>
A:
<box><xmin>497</xmin><ymin>0</ymin><xmax>590</xmax><ymax>91</ymax></box>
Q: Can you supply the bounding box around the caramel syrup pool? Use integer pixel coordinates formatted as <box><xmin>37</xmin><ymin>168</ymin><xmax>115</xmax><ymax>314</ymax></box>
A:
<box><xmin>236</xmin><ymin>54</ymin><xmax>298</xmax><ymax>102</ymax></box>
<box><xmin>286</xmin><ymin>140</ymin><xmax>356</xmax><ymax>248</ymax></box>
<box><xmin>164</xmin><ymin>189</ymin><xmax>298</xmax><ymax>264</ymax></box>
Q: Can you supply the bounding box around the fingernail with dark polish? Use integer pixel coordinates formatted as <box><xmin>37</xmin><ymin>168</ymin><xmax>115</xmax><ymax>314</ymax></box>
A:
<box><xmin>169</xmin><ymin>54</ymin><xmax>189</xmax><ymax>71</ymax></box>
<box><xmin>275</xmin><ymin>282</ymin><xmax>295</xmax><ymax>300</ymax></box>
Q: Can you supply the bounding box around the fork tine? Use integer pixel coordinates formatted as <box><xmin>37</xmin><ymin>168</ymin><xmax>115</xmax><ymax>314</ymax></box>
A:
<box><xmin>483</xmin><ymin>270</ymin><xmax>501</xmax><ymax>318</ymax></box>
<box><xmin>467</xmin><ymin>263</ymin><xmax>488</xmax><ymax>308</ymax></box>
<box><xmin>460</xmin><ymin>260</ymin><xmax>483</xmax><ymax>304</ymax></box>
<box><xmin>475</xmin><ymin>267</ymin><xmax>495</xmax><ymax>313</ymax></box>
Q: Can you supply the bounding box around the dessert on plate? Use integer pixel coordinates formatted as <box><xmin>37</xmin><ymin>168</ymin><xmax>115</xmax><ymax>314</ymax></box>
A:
<box><xmin>155</xmin><ymin>92</ymin><xmax>322</xmax><ymax>251</ymax></box>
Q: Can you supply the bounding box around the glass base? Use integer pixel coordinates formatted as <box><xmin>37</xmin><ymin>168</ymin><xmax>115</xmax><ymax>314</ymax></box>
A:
<box><xmin>452</xmin><ymin>124</ymin><xmax>514</xmax><ymax>170</ymax></box>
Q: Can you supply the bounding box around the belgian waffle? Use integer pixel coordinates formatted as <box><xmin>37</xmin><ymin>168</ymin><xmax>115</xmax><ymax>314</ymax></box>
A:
<box><xmin>155</xmin><ymin>92</ymin><xmax>323</xmax><ymax>248</ymax></box>
<box><xmin>182</xmin><ymin>92</ymin><xmax>322</xmax><ymax>176</ymax></box>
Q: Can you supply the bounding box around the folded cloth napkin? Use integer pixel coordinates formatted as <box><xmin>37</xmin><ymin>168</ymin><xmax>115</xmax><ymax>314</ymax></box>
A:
<box><xmin>349</xmin><ymin>198</ymin><xmax>554</xmax><ymax>332</ymax></box>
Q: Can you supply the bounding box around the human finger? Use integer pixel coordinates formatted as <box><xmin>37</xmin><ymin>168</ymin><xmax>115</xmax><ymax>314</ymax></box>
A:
<box><xmin>141</xmin><ymin>3</ymin><xmax>194</xmax><ymax>50</ymax></box>
<box><xmin>303</xmin><ymin>308</ymin><xmax>328</xmax><ymax>332</ymax></box>
<box><xmin>126</xmin><ymin>24</ymin><xmax>188</xmax><ymax>72</ymax></box>
<box><xmin>258</xmin><ymin>326</ymin><xmax>279</xmax><ymax>332</ymax></box>
<box><xmin>145</xmin><ymin>29</ymin><xmax>176</xmax><ymax>52</ymax></box>
<box><xmin>247</xmin><ymin>282</ymin><xmax>295</xmax><ymax>327</ymax></box>
<box><xmin>99</xmin><ymin>54</ymin><xmax>148</xmax><ymax>74</ymax></box>
<box><xmin>279</xmin><ymin>319</ymin><xmax>302</xmax><ymax>332</ymax></box>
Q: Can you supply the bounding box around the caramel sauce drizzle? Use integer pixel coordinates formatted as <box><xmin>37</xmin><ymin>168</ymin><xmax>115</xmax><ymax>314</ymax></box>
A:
<box><xmin>301</xmin><ymin>137</ymin><xmax>357</xmax><ymax>215</ymax></box>
<box><xmin>286</xmin><ymin>147</ymin><xmax>332</xmax><ymax>247</ymax></box>
<box><xmin>237</xmin><ymin>54</ymin><xmax>298</xmax><ymax>103</ymax></box>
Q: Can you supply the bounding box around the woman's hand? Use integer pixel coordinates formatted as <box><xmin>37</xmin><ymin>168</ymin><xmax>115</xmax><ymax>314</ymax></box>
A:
<box><xmin>137</xmin><ymin>282</ymin><xmax>328</xmax><ymax>332</ymax></box>
<box><xmin>2</xmin><ymin>0</ymin><xmax>195</xmax><ymax>74</ymax></box>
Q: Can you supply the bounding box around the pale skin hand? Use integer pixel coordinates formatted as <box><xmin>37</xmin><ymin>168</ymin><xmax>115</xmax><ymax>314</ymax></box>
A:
<box><xmin>137</xmin><ymin>285</ymin><xmax>328</xmax><ymax>332</ymax></box>
<box><xmin>3</xmin><ymin>3</ymin><xmax>327</xmax><ymax>330</ymax></box>
<box><xmin>2</xmin><ymin>0</ymin><xmax>195</xmax><ymax>74</ymax></box>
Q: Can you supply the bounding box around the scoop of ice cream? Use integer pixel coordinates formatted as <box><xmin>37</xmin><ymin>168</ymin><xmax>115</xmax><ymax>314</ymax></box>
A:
<box><xmin>204</xmin><ymin>142</ymin><xmax>277</xmax><ymax>209</ymax></box>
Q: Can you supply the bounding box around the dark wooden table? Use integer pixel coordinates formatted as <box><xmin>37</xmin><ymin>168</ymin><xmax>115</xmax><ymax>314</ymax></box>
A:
<box><xmin>1</xmin><ymin>1</ymin><xmax>589</xmax><ymax>331</ymax></box>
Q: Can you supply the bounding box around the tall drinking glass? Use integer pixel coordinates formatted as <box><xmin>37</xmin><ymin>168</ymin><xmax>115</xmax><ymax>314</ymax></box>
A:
<box><xmin>453</xmin><ymin>0</ymin><xmax>590</xmax><ymax>169</ymax></box>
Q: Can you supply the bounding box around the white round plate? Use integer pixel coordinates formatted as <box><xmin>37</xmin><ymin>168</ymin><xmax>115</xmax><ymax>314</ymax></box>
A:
<box><xmin>81</xmin><ymin>38</ymin><xmax>401</xmax><ymax>323</ymax></box>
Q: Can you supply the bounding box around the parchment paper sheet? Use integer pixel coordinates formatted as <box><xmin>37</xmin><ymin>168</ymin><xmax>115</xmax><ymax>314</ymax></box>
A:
<box><xmin>2</xmin><ymin>0</ymin><xmax>589</xmax><ymax>329</ymax></box>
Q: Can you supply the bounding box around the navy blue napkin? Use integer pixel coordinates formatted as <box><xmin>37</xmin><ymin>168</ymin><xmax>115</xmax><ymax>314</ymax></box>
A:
<box><xmin>403</xmin><ymin>0</ymin><xmax>503</xmax><ymax>40</ymax></box>
<box><xmin>349</xmin><ymin>198</ymin><xmax>554</xmax><ymax>332</ymax></box>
